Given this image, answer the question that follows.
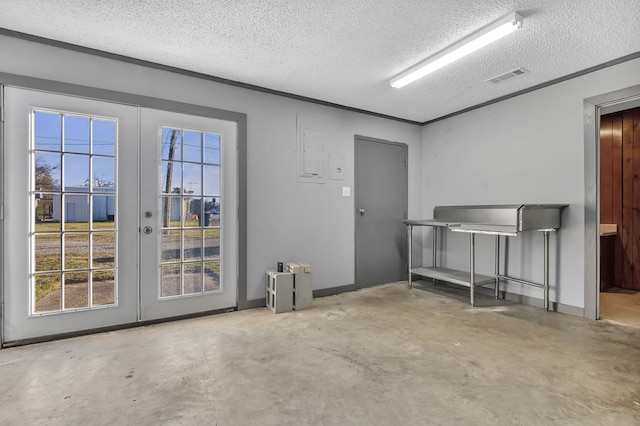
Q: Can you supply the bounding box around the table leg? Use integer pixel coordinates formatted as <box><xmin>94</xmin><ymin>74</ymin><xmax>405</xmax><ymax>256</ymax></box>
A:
<box><xmin>408</xmin><ymin>224</ymin><xmax>413</xmax><ymax>289</ymax></box>
<box><xmin>544</xmin><ymin>230</ymin><xmax>549</xmax><ymax>311</ymax></box>
<box><xmin>470</xmin><ymin>233</ymin><xmax>475</xmax><ymax>307</ymax></box>
<box><xmin>495</xmin><ymin>235</ymin><xmax>500</xmax><ymax>299</ymax></box>
<box><xmin>433</xmin><ymin>227</ymin><xmax>437</xmax><ymax>267</ymax></box>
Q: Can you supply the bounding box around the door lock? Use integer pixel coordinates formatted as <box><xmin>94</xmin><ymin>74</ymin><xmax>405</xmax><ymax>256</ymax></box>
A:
<box><xmin>144</xmin><ymin>211</ymin><xmax>153</xmax><ymax>218</ymax></box>
<box><xmin>142</xmin><ymin>226</ymin><xmax>153</xmax><ymax>234</ymax></box>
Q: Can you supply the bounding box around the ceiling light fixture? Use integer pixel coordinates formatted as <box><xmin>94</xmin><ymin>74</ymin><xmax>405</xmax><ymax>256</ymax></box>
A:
<box><xmin>390</xmin><ymin>12</ymin><xmax>523</xmax><ymax>89</ymax></box>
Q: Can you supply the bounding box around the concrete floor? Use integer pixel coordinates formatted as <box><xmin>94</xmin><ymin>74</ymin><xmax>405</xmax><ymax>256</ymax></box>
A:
<box><xmin>1</xmin><ymin>281</ymin><xmax>640</xmax><ymax>425</ymax></box>
<box><xmin>600</xmin><ymin>288</ymin><xmax>640</xmax><ymax>328</ymax></box>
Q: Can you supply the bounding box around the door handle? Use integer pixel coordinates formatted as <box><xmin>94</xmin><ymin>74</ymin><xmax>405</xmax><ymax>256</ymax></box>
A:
<box><xmin>359</xmin><ymin>209</ymin><xmax>365</xmax><ymax>215</ymax></box>
<box><xmin>142</xmin><ymin>226</ymin><xmax>153</xmax><ymax>234</ymax></box>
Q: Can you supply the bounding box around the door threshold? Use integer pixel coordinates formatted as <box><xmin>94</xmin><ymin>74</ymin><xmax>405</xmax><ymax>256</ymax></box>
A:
<box><xmin>2</xmin><ymin>306</ymin><xmax>236</xmax><ymax>348</ymax></box>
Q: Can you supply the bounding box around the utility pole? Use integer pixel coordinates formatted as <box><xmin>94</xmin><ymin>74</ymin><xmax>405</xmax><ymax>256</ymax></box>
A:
<box><xmin>162</xmin><ymin>129</ymin><xmax>178</xmax><ymax>228</ymax></box>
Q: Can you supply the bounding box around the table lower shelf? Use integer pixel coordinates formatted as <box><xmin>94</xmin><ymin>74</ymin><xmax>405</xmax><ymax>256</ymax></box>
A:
<box><xmin>411</xmin><ymin>267</ymin><xmax>495</xmax><ymax>287</ymax></box>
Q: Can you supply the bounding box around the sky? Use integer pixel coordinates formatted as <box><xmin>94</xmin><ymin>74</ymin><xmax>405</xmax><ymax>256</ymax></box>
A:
<box><xmin>34</xmin><ymin>111</ymin><xmax>115</xmax><ymax>190</ymax></box>
<box><xmin>33</xmin><ymin>111</ymin><xmax>221</xmax><ymax>197</ymax></box>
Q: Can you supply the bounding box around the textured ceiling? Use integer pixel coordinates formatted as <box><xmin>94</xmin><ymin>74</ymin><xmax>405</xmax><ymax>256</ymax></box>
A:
<box><xmin>1</xmin><ymin>0</ymin><xmax>639</xmax><ymax>123</ymax></box>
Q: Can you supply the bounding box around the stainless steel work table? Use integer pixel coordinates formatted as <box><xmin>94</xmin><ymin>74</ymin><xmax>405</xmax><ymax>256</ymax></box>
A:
<box><xmin>404</xmin><ymin>204</ymin><xmax>567</xmax><ymax>310</ymax></box>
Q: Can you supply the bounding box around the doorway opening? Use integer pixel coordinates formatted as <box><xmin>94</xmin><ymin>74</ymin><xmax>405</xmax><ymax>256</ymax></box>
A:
<box><xmin>1</xmin><ymin>83</ymin><xmax>246</xmax><ymax>346</ymax></box>
<box><xmin>599</xmin><ymin>104</ymin><xmax>640</xmax><ymax>327</ymax></box>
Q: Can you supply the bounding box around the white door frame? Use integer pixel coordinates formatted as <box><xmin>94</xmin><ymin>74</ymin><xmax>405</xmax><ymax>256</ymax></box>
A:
<box><xmin>0</xmin><ymin>85</ymin><xmax>5</xmax><ymax>346</ymax></box>
<box><xmin>0</xmin><ymin>73</ymin><xmax>248</xmax><ymax>346</ymax></box>
<box><xmin>583</xmin><ymin>84</ymin><xmax>640</xmax><ymax>320</ymax></box>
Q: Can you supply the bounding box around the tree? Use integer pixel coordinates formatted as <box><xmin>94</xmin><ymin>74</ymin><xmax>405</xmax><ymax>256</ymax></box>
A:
<box><xmin>35</xmin><ymin>157</ymin><xmax>59</xmax><ymax>191</ymax></box>
<box><xmin>91</xmin><ymin>175</ymin><xmax>114</xmax><ymax>188</ymax></box>
<box><xmin>34</xmin><ymin>158</ymin><xmax>59</xmax><ymax>221</ymax></box>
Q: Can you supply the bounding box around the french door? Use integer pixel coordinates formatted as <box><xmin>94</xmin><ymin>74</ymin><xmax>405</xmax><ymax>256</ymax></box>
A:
<box><xmin>2</xmin><ymin>87</ymin><xmax>237</xmax><ymax>343</ymax></box>
<box><xmin>139</xmin><ymin>108</ymin><xmax>237</xmax><ymax>320</ymax></box>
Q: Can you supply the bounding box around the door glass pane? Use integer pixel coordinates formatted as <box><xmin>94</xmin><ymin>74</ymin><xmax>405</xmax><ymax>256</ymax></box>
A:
<box><xmin>161</xmin><ymin>230</ymin><xmax>181</xmax><ymax>262</ymax></box>
<box><xmin>35</xmin><ymin>193</ymin><xmax>61</xmax><ymax>229</ymax></box>
<box><xmin>92</xmin><ymin>157</ymin><xmax>115</xmax><ymax>192</ymax></box>
<box><xmin>161</xmin><ymin>128</ymin><xmax>182</xmax><ymax>161</ymax></box>
<box><xmin>64</xmin><ymin>271</ymin><xmax>89</xmax><ymax>309</ymax></box>
<box><xmin>161</xmin><ymin>264</ymin><xmax>181</xmax><ymax>297</ymax></box>
<box><xmin>161</xmin><ymin>196</ymin><xmax>181</xmax><ymax>228</ymax></box>
<box><xmin>35</xmin><ymin>234</ymin><xmax>61</xmax><ymax>272</ymax></box>
<box><xmin>184</xmin><ymin>197</ymin><xmax>202</xmax><ymax>227</ymax></box>
<box><xmin>204</xmin><ymin>165</ymin><xmax>220</xmax><ymax>196</ymax></box>
<box><xmin>64</xmin><ymin>232</ymin><xmax>90</xmax><ymax>270</ymax></box>
<box><xmin>34</xmin><ymin>111</ymin><xmax>62</xmax><ymax>151</ymax></box>
<box><xmin>63</xmin><ymin>194</ymin><xmax>89</xmax><ymax>230</ymax></box>
<box><xmin>204</xmin><ymin>261</ymin><xmax>220</xmax><ymax>292</ymax></box>
<box><xmin>183</xmin><ymin>162</ymin><xmax>201</xmax><ymax>195</ymax></box>
<box><xmin>93</xmin><ymin>270</ymin><xmax>115</xmax><ymax>306</ymax></box>
<box><xmin>204</xmin><ymin>229</ymin><xmax>219</xmax><ymax>259</ymax></box>
<box><xmin>64</xmin><ymin>154</ymin><xmax>90</xmax><ymax>189</ymax></box>
<box><xmin>31</xmin><ymin>109</ymin><xmax>118</xmax><ymax>314</ymax></box>
<box><xmin>183</xmin><ymin>262</ymin><xmax>203</xmax><ymax>294</ymax></box>
<box><xmin>203</xmin><ymin>198</ymin><xmax>220</xmax><ymax>227</ymax></box>
<box><xmin>34</xmin><ymin>273</ymin><xmax>62</xmax><ymax>313</ymax></box>
<box><xmin>92</xmin><ymin>232</ymin><xmax>115</xmax><ymax>268</ymax></box>
<box><xmin>204</xmin><ymin>133</ymin><xmax>220</xmax><ymax>164</ymax></box>
<box><xmin>183</xmin><ymin>130</ymin><xmax>201</xmax><ymax>163</ymax></box>
<box><xmin>161</xmin><ymin>161</ymin><xmax>182</xmax><ymax>194</ymax></box>
<box><xmin>93</xmin><ymin>195</ymin><xmax>115</xmax><ymax>228</ymax></box>
<box><xmin>64</xmin><ymin>115</ymin><xmax>90</xmax><ymax>154</ymax></box>
<box><xmin>159</xmin><ymin>127</ymin><xmax>222</xmax><ymax>298</ymax></box>
<box><xmin>35</xmin><ymin>152</ymin><xmax>61</xmax><ymax>191</ymax></box>
<box><xmin>92</xmin><ymin>119</ymin><xmax>116</xmax><ymax>156</ymax></box>
<box><xmin>184</xmin><ymin>229</ymin><xmax>202</xmax><ymax>260</ymax></box>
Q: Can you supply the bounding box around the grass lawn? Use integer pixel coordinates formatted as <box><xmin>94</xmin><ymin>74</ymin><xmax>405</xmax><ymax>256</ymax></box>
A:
<box><xmin>35</xmin><ymin>222</ymin><xmax>115</xmax><ymax>233</ymax></box>
<box><xmin>34</xmin><ymin>222</ymin><xmax>116</xmax><ymax>301</ymax></box>
<box><xmin>33</xmin><ymin>221</ymin><xmax>220</xmax><ymax>301</ymax></box>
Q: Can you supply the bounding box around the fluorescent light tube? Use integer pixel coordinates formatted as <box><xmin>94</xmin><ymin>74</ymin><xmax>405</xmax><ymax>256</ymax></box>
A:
<box><xmin>390</xmin><ymin>12</ymin><xmax>523</xmax><ymax>89</ymax></box>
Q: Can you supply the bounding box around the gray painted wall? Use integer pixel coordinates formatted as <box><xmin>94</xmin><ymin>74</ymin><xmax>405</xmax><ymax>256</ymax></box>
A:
<box><xmin>421</xmin><ymin>57</ymin><xmax>640</xmax><ymax>311</ymax></box>
<box><xmin>0</xmin><ymin>35</ymin><xmax>423</xmax><ymax>304</ymax></box>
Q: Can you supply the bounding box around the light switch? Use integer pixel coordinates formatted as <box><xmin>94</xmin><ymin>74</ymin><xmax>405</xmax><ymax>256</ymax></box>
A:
<box><xmin>342</xmin><ymin>187</ymin><xmax>351</xmax><ymax>197</ymax></box>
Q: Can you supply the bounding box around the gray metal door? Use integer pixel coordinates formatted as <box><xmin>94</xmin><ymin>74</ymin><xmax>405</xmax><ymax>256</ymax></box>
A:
<box><xmin>355</xmin><ymin>136</ymin><xmax>408</xmax><ymax>288</ymax></box>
